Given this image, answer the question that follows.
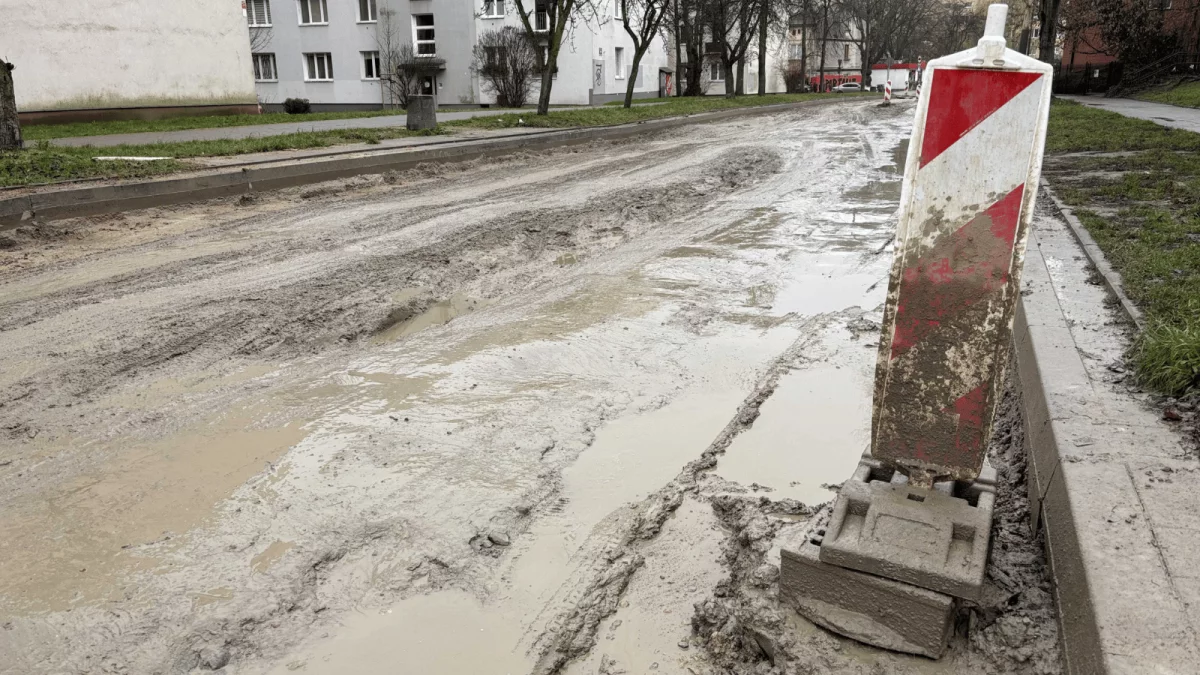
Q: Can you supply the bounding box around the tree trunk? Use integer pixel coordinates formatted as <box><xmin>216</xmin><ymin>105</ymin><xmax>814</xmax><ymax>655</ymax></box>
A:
<box><xmin>537</xmin><ymin>58</ymin><xmax>554</xmax><ymax>114</ymax></box>
<box><xmin>736</xmin><ymin>57</ymin><xmax>745</xmax><ymax>95</ymax></box>
<box><xmin>800</xmin><ymin>0</ymin><xmax>808</xmax><ymax>90</ymax></box>
<box><xmin>1038</xmin><ymin>0</ymin><xmax>1060</xmax><ymax>63</ymax></box>
<box><xmin>817</xmin><ymin>0</ymin><xmax>829</xmax><ymax>92</ymax></box>
<box><xmin>757</xmin><ymin>0</ymin><xmax>768</xmax><ymax>95</ymax></box>
<box><xmin>674</xmin><ymin>0</ymin><xmax>683</xmax><ymax>96</ymax></box>
<box><xmin>624</xmin><ymin>45</ymin><xmax>650</xmax><ymax>107</ymax></box>
<box><xmin>0</xmin><ymin>60</ymin><xmax>20</xmax><ymax>151</ymax></box>
<box><xmin>724</xmin><ymin>58</ymin><xmax>735</xmax><ymax>96</ymax></box>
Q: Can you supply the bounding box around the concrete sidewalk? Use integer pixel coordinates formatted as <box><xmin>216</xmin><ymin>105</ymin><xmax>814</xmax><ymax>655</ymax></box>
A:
<box><xmin>44</xmin><ymin>104</ymin><xmax>650</xmax><ymax>149</ymax></box>
<box><xmin>1017</xmin><ymin>195</ymin><xmax>1200</xmax><ymax>673</ymax></box>
<box><xmin>1060</xmin><ymin>94</ymin><xmax>1200</xmax><ymax>133</ymax></box>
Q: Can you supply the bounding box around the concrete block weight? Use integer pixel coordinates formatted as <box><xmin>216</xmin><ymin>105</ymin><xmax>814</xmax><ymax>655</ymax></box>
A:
<box><xmin>407</xmin><ymin>96</ymin><xmax>437</xmax><ymax>131</ymax></box>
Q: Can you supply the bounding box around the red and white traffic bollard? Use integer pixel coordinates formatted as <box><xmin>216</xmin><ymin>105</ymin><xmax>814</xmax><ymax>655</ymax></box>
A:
<box><xmin>780</xmin><ymin>4</ymin><xmax>1055</xmax><ymax>659</ymax></box>
<box><xmin>884</xmin><ymin>79</ymin><xmax>892</xmax><ymax>104</ymax></box>
<box><xmin>873</xmin><ymin>3</ymin><xmax>1053</xmax><ymax>487</ymax></box>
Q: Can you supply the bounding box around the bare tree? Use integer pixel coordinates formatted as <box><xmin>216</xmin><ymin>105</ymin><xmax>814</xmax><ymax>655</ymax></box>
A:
<box><xmin>664</xmin><ymin>0</ymin><xmax>707</xmax><ymax>95</ymax></box>
<box><xmin>473</xmin><ymin>26</ymin><xmax>540</xmax><ymax>107</ymax></box>
<box><xmin>249</xmin><ymin>27</ymin><xmax>272</xmax><ymax>53</ymax></box>
<box><xmin>816</xmin><ymin>0</ymin><xmax>831</xmax><ymax>90</ymax></box>
<box><xmin>710</xmin><ymin>0</ymin><xmax>763</xmax><ymax>95</ymax></box>
<box><xmin>842</xmin><ymin>0</ymin><xmax>936</xmax><ymax>87</ymax></box>
<box><xmin>512</xmin><ymin>0</ymin><xmax>597</xmax><ymax>114</ymax></box>
<box><xmin>0</xmin><ymin>59</ymin><xmax>19</xmax><ymax>151</ymax></box>
<box><xmin>619</xmin><ymin>0</ymin><xmax>670</xmax><ymax>106</ymax></box>
<box><xmin>377</xmin><ymin>9</ymin><xmax>424</xmax><ymax>109</ymax></box>
<box><xmin>917</xmin><ymin>0</ymin><xmax>984</xmax><ymax>58</ymax></box>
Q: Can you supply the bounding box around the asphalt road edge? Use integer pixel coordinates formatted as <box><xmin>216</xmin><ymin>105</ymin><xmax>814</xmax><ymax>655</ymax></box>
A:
<box><xmin>0</xmin><ymin>98</ymin><xmax>849</xmax><ymax>230</ymax></box>
<box><xmin>1014</xmin><ymin>225</ymin><xmax>1197</xmax><ymax>674</ymax></box>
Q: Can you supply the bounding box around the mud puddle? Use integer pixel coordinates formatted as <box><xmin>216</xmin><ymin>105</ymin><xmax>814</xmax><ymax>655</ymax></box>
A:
<box><xmin>0</xmin><ymin>405</ymin><xmax>308</xmax><ymax>614</ymax></box>
<box><xmin>713</xmin><ymin>329</ymin><xmax>874</xmax><ymax>505</ymax></box>
<box><xmin>265</xmin><ymin>590</ymin><xmax>532</xmax><ymax>675</ymax></box>
<box><xmin>266</xmin><ymin>389</ymin><xmax>760</xmax><ymax>674</ymax></box>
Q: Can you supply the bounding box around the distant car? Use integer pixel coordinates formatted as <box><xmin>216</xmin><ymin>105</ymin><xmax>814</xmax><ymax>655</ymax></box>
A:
<box><xmin>833</xmin><ymin>83</ymin><xmax>861</xmax><ymax>92</ymax></box>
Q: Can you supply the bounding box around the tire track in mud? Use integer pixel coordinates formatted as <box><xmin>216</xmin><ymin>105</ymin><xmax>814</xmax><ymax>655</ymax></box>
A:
<box><xmin>525</xmin><ymin>312</ymin><xmax>837</xmax><ymax>674</ymax></box>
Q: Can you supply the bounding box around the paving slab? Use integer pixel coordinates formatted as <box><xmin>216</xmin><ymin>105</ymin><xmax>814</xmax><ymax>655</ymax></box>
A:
<box><xmin>1013</xmin><ymin>198</ymin><xmax>1200</xmax><ymax>674</ymax></box>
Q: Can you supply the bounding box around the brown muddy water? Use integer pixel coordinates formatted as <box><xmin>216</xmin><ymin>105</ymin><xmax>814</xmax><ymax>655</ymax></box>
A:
<box><xmin>0</xmin><ymin>99</ymin><xmax>1059</xmax><ymax>674</ymax></box>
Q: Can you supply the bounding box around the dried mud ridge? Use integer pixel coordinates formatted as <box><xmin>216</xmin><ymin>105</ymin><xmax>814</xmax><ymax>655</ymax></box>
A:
<box><xmin>0</xmin><ymin>143</ymin><xmax>781</xmax><ymax>443</ymax></box>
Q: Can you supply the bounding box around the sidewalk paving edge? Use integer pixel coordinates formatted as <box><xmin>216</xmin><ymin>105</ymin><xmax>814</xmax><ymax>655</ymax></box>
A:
<box><xmin>1039</xmin><ymin>182</ymin><xmax>1146</xmax><ymax>330</ymax></box>
<box><xmin>1014</xmin><ymin>223</ymin><xmax>1198</xmax><ymax>674</ymax></box>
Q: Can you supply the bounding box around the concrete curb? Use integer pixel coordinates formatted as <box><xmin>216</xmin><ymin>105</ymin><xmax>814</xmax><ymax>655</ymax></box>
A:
<box><xmin>0</xmin><ymin>98</ymin><xmax>850</xmax><ymax>230</ymax></box>
<box><xmin>1039</xmin><ymin>183</ymin><xmax>1146</xmax><ymax>329</ymax></box>
<box><xmin>1014</xmin><ymin>224</ymin><xmax>1199</xmax><ymax>674</ymax></box>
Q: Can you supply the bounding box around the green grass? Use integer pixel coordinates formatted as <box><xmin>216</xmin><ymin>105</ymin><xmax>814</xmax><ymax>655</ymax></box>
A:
<box><xmin>1133</xmin><ymin>81</ymin><xmax>1200</xmax><ymax>109</ymax></box>
<box><xmin>0</xmin><ymin>128</ymin><xmax>444</xmax><ymax>187</ymax></box>
<box><xmin>1046</xmin><ymin>98</ymin><xmax>1200</xmax><ymax>153</ymax></box>
<box><xmin>449</xmin><ymin>93</ymin><xmax>857</xmax><ymax>130</ymax></box>
<box><xmin>1048</xmin><ymin>98</ymin><xmax>1200</xmax><ymax>395</ymax></box>
<box><xmin>21</xmin><ymin>109</ymin><xmax>409</xmax><ymax>141</ymax></box>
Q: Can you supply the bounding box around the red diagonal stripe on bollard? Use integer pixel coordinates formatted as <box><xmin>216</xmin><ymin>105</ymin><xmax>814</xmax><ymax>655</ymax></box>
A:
<box><xmin>890</xmin><ymin>183</ymin><xmax>1024</xmax><ymax>360</ymax></box>
<box><xmin>919</xmin><ymin>70</ymin><xmax>1042</xmax><ymax>168</ymax></box>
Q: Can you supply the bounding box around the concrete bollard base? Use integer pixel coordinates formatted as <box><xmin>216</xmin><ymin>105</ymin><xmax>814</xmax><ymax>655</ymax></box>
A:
<box><xmin>406</xmin><ymin>96</ymin><xmax>437</xmax><ymax>131</ymax></box>
<box><xmin>779</xmin><ymin>537</ymin><xmax>955</xmax><ymax>659</ymax></box>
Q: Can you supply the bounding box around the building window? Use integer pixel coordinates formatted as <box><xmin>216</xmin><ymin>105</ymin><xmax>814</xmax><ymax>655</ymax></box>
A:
<box><xmin>483</xmin><ymin>0</ymin><xmax>505</xmax><ymax>17</ymax></box>
<box><xmin>362</xmin><ymin>51</ymin><xmax>382</xmax><ymax>79</ymax></box>
<box><xmin>413</xmin><ymin>14</ymin><xmax>436</xmax><ymax>55</ymax></box>
<box><xmin>304</xmin><ymin>52</ymin><xmax>333</xmax><ymax>80</ymax></box>
<box><xmin>614</xmin><ymin>47</ymin><xmax>625</xmax><ymax>79</ymax></box>
<box><xmin>709</xmin><ymin>60</ymin><xmax>723</xmax><ymax>81</ymax></box>
<box><xmin>844</xmin><ymin>44</ymin><xmax>850</xmax><ymax>60</ymax></box>
<box><xmin>298</xmin><ymin>0</ymin><xmax>328</xmax><ymax>25</ymax></box>
<box><xmin>247</xmin><ymin>0</ymin><xmax>273</xmax><ymax>26</ymax></box>
<box><xmin>614</xmin><ymin>0</ymin><xmax>622</xmax><ymax>19</ymax></box>
<box><xmin>535</xmin><ymin>3</ymin><xmax>550</xmax><ymax>31</ymax></box>
<box><xmin>358</xmin><ymin>0</ymin><xmax>377</xmax><ymax>22</ymax></box>
<box><xmin>253</xmin><ymin>53</ymin><xmax>278</xmax><ymax>81</ymax></box>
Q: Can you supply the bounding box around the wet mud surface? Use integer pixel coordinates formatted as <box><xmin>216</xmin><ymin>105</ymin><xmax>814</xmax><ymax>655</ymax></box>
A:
<box><xmin>0</xmin><ymin>99</ymin><xmax>1059</xmax><ymax>674</ymax></box>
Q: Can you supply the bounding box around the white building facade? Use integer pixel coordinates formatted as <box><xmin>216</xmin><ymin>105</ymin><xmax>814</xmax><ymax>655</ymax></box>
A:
<box><xmin>250</xmin><ymin>0</ymin><xmax>669</xmax><ymax>109</ymax></box>
<box><xmin>4</xmin><ymin>0</ymin><xmax>258</xmax><ymax>122</ymax></box>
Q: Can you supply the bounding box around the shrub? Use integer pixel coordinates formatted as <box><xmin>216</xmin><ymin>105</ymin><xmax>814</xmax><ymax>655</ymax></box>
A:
<box><xmin>283</xmin><ymin>98</ymin><xmax>312</xmax><ymax>115</ymax></box>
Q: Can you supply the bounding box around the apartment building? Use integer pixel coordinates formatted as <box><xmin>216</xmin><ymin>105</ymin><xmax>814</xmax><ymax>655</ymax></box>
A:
<box><xmin>5</xmin><ymin>0</ymin><xmax>257</xmax><ymax>123</ymax></box>
<box><xmin>248</xmin><ymin>0</ymin><xmax>669</xmax><ymax>109</ymax></box>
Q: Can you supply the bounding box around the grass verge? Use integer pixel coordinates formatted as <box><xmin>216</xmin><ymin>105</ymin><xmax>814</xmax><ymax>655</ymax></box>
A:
<box><xmin>449</xmin><ymin>93</ymin><xmax>858</xmax><ymax>129</ymax></box>
<box><xmin>1132</xmin><ymin>81</ymin><xmax>1200</xmax><ymax>109</ymax></box>
<box><xmin>0</xmin><ymin>128</ymin><xmax>443</xmax><ymax>187</ymax></box>
<box><xmin>1</xmin><ymin>93</ymin><xmax>859</xmax><ymax>187</ymax></box>
<box><xmin>1046</xmin><ymin>98</ymin><xmax>1200</xmax><ymax>397</ymax></box>
<box><xmin>22</xmin><ymin>109</ymin><xmax>410</xmax><ymax>141</ymax></box>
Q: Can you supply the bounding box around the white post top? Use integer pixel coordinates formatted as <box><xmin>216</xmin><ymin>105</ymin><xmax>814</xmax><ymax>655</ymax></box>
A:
<box><xmin>974</xmin><ymin>3</ymin><xmax>1008</xmax><ymax>66</ymax></box>
<box><xmin>984</xmin><ymin>4</ymin><xmax>1008</xmax><ymax>37</ymax></box>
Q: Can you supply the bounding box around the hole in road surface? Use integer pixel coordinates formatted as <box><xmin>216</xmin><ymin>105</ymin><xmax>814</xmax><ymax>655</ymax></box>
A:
<box><xmin>906</xmin><ymin>493</ymin><xmax>926</xmax><ymax>503</ymax></box>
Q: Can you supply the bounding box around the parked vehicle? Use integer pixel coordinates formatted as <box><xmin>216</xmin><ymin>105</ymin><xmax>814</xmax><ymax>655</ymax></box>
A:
<box><xmin>833</xmin><ymin>83</ymin><xmax>861</xmax><ymax>92</ymax></box>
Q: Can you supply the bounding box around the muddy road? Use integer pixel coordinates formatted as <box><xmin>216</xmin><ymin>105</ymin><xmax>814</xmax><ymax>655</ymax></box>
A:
<box><xmin>0</xmin><ymin>99</ymin><xmax>1058</xmax><ymax>674</ymax></box>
